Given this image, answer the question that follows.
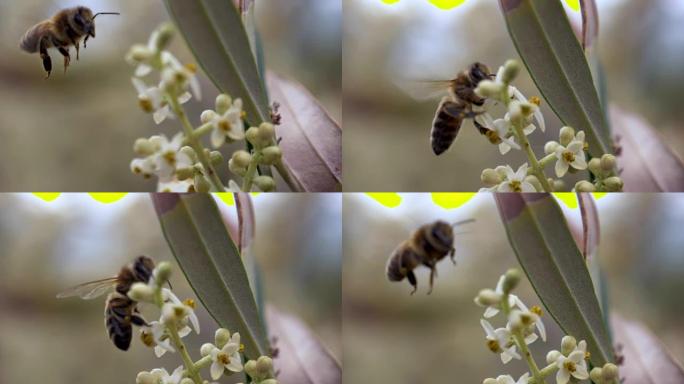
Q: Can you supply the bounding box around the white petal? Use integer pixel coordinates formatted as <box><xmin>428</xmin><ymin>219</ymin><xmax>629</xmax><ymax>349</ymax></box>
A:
<box><xmin>555</xmin><ymin>159</ymin><xmax>569</xmax><ymax>178</ymax></box>
<box><xmin>501</xmin><ymin>350</ymin><xmax>513</xmax><ymax>364</ymax></box>
<box><xmin>228</xmin><ymin>180</ymin><xmax>242</xmax><ymax>192</ymax></box>
<box><xmin>495</xmin><ymin>276</ymin><xmax>505</xmax><ymax>293</ymax></box>
<box><xmin>153</xmin><ymin>107</ymin><xmax>170</xmax><ymax>125</ymax></box>
<box><xmin>533</xmin><ymin>106</ymin><xmax>545</xmax><ymax>132</ymax></box>
<box><xmin>503</xmin><ymin>347</ymin><xmax>521</xmax><ymax>362</ymax></box>
<box><xmin>497</xmin><ymin>183</ymin><xmax>513</xmax><ymax>192</ymax></box>
<box><xmin>569</xmin><ymin>350</ymin><xmax>585</xmax><ymax>363</ymax></box>
<box><xmin>211</xmin><ymin>128</ymin><xmax>226</xmax><ymax>148</ymax></box>
<box><xmin>178</xmin><ymin>92</ymin><xmax>192</xmax><ymax>104</ymax></box>
<box><xmin>557</xmin><ymin>368</ymin><xmax>570</xmax><ymax>384</ymax></box>
<box><xmin>571</xmin><ymin>153</ymin><xmax>587</xmax><ymax>170</ymax></box>
<box><xmin>496</xmin><ymin>375</ymin><xmax>515</xmax><ymax>384</ymax></box>
<box><xmin>210</xmin><ymin>361</ymin><xmax>224</xmax><ymax>380</ymax></box>
<box><xmin>135</xmin><ymin>64</ymin><xmax>153</xmax><ymax>77</ymax></box>
<box><xmin>189</xmin><ymin>311</ymin><xmax>200</xmax><ymax>334</ymax></box>
<box><xmin>503</xmin><ymin>165</ymin><xmax>516</xmax><ymax>180</ymax></box>
<box><xmin>573</xmin><ymin>364</ymin><xmax>589</xmax><ymax>380</ymax></box>
<box><xmin>132</xmin><ymin>78</ymin><xmax>148</xmax><ymax>94</ymax></box>
<box><xmin>481</xmin><ymin>319</ymin><xmax>496</xmax><ymax>338</ymax></box>
<box><xmin>170</xmin><ymin>366</ymin><xmax>185</xmax><ymax>381</ymax></box>
<box><xmin>514</xmin><ymin>164</ymin><xmax>528</xmax><ymax>180</ymax></box>
<box><xmin>484</xmin><ymin>307</ymin><xmax>500</xmax><ymax>318</ymax></box>
<box><xmin>536</xmin><ymin>319</ymin><xmax>547</xmax><ymax>342</ymax></box>
<box><xmin>524</xmin><ymin>332</ymin><xmax>538</xmax><ymax>345</ymax></box>
<box><xmin>495</xmin><ymin>66</ymin><xmax>505</xmax><ymax>83</ymax></box>
<box><xmin>520</xmin><ymin>181</ymin><xmax>536</xmax><ymax>192</ymax></box>
<box><xmin>501</xmin><ymin>137</ymin><xmax>520</xmax><ymax>152</ymax></box>
<box><xmin>154</xmin><ymin>345</ymin><xmax>167</xmax><ymax>358</ymax></box>
<box><xmin>510</xmin><ymin>86</ymin><xmax>527</xmax><ymax>103</ymax></box>
<box><xmin>226</xmin><ymin>352</ymin><xmax>243</xmax><ymax>372</ymax></box>
<box><xmin>178</xmin><ymin>326</ymin><xmax>191</xmax><ymax>338</ymax></box>
<box><xmin>517</xmin><ymin>373</ymin><xmax>530</xmax><ymax>384</ymax></box>
<box><xmin>522</xmin><ymin>123</ymin><xmax>536</xmax><ymax>135</ymax></box>
<box><xmin>190</xmin><ymin>76</ymin><xmax>202</xmax><ymax>101</ymax></box>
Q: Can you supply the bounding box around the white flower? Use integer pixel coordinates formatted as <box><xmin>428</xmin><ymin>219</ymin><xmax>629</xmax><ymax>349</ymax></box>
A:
<box><xmin>130</xmin><ymin>156</ymin><xmax>156</xmax><ymax>179</ymax></box>
<box><xmin>475</xmin><ymin>113</ymin><xmax>522</xmax><ymax>155</ymax></box>
<box><xmin>481</xmin><ymin>275</ymin><xmax>521</xmax><ymax>319</ymax></box>
<box><xmin>516</xmin><ymin>300</ymin><xmax>546</xmax><ymax>342</ymax></box>
<box><xmin>210</xmin><ymin>333</ymin><xmax>243</xmax><ymax>379</ymax></box>
<box><xmin>153</xmin><ymin>133</ymin><xmax>193</xmax><ymax>183</ymax></box>
<box><xmin>210</xmin><ymin>98</ymin><xmax>245</xmax><ymax>148</ymax></box>
<box><xmin>495</xmin><ymin>373</ymin><xmax>530</xmax><ymax>384</ymax></box>
<box><xmin>161</xmin><ymin>52</ymin><xmax>202</xmax><ymax>101</ymax></box>
<box><xmin>554</xmin><ymin>349</ymin><xmax>589</xmax><ymax>384</ymax></box>
<box><xmin>554</xmin><ymin>140</ymin><xmax>587</xmax><ymax>177</ymax></box>
<box><xmin>150</xmin><ymin>366</ymin><xmax>184</xmax><ymax>384</ymax></box>
<box><xmin>146</xmin><ymin>320</ymin><xmax>176</xmax><ymax>357</ymax></box>
<box><xmin>497</xmin><ymin>164</ymin><xmax>536</xmax><ymax>192</ymax></box>
<box><xmin>481</xmin><ymin>319</ymin><xmax>521</xmax><ymax>364</ymax></box>
<box><xmin>158</xmin><ymin>178</ymin><xmax>195</xmax><ymax>193</ymax></box>
<box><xmin>162</xmin><ymin>288</ymin><xmax>200</xmax><ymax>335</ymax></box>
<box><xmin>132</xmin><ymin>78</ymin><xmax>175</xmax><ymax>125</ymax></box>
<box><xmin>126</xmin><ymin>32</ymin><xmax>160</xmax><ymax>77</ymax></box>
<box><xmin>509</xmin><ymin>86</ymin><xmax>545</xmax><ymax>132</ymax></box>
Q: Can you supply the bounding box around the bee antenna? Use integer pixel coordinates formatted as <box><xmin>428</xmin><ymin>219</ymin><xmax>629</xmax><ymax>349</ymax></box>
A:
<box><xmin>452</xmin><ymin>218</ymin><xmax>475</xmax><ymax>227</ymax></box>
<box><xmin>93</xmin><ymin>12</ymin><xmax>121</xmax><ymax>19</ymax></box>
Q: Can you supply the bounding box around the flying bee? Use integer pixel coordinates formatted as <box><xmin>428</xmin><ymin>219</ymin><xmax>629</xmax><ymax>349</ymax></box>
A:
<box><xmin>400</xmin><ymin>62</ymin><xmax>494</xmax><ymax>155</ymax></box>
<box><xmin>56</xmin><ymin>256</ymin><xmax>155</xmax><ymax>351</ymax></box>
<box><xmin>19</xmin><ymin>6</ymin><xmax>120</xmax><ymax>78</ymax></box>
<box><xmin>386</xmin><ymin>219</ymin><xmax>475</xmax><ymax>295</ymax></box>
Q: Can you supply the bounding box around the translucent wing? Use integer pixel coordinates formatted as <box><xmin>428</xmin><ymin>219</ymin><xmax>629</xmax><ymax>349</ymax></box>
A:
<box><xmin>56</xmin><ymin>277</ymin><xmax>118</xmax><ymax>300</ymax></box>
<box><xmin>394</xmin><ymin>79</ymin><xmax>454</xmax><ymax>101</ymax></box>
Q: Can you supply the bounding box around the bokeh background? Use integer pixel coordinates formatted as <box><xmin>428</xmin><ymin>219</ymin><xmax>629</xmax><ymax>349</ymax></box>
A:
<box><xmin>343</xmin><ymin>0</ymin><xmax>684</xmax><ymax>191</ymax></box>
<box><xmin>0</xmin><ymin>193</ymin><xmax>341</xmax><ymax>383</ymax></box>
<box><xmin>343</xmin><ymin>193</ymin><xmax>684</xmax><ymax>383</ymax></box>
<box><xmin>0</xmin><ymin>0</ymin><xmax>341</xmax><ymax>191</ymax></box>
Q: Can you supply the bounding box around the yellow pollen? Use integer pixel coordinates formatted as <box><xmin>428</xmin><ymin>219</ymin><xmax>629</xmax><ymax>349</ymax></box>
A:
<box><xmin>510</xmin><ymin>180</ymin><xmax>522</xmax><ymax>192</ymax></box>
<box><xmin>585</xmin><ymin>351</ymin><xmax>591</xmax><ymax>360</ymax></box>
<box><xmin>529</xmin><ymin>96</ymin><xmax>541</xmax><ymax>106</ymax></box>
<box><xmin>140</xmin><ymin>331</ymin><xmax>155</xmax><ymax>347</ymax></box>
<box><xmin>139</xmin><ymin>98</ymin><xmax>154</xmax><ymax>113</ymax></box>
<box><xmin>486</xmin><ymin>339</ymin><xmax>501</xmax><ymax>353</ymax></box>
<box><xmin>531</xmin><ymin>305</ymin><xmax>543</xmax><ymax>316</ymax></box>
<box><xmin>183</xmin><ymin>299</ymin><xmax>196</xmax><ymax>309</ymax></box>
<box><xmin>174</xmin><ymin>71</ymin><xmax>187</xmax><ymax>83</ymax></box>
<box><xmin>583</xmin><ymin>142</ymin><xmax>589</xmax><ymax>151</ymax></box>
<box><xmin>564</xmin><ymin>360</ymin><xmax>577</xmax><ymax>373</ymax></box>
<box><xmin>133</xmin><ymin>166</ymin><xmax>141</xmax><ymax>174</ymax></box>
<box><xmin>485</xmin><ymin>130</ymin><xmax>502</xmax><ymax>144</ymax></box>
<box><xmin>184</xmin><ymin>63</ymin><xmax>198</xmax><ymax>73</ymax></box>
<box><xmin>173</xmin><ymin>306</ymin><xmax>185</xmax><ymax>317</ymax></box>
<box><xmin>239</xmin><ymin>343</ymin><xmax>245</xmax><ymax>353</ymax></box>
<box><xmin>164</xmin><ymin>152</ymin><xmax>176</xmax><ymax>166</ymax></box>
<box><xmin>219</xmin><ymin>119</ymin><xmax>231</xmax><ymax>132</ymax></box>
<box><xmin>240</xmin><ymin>111</ymin><xmax>247</xmax><ymax>120</ymax></box>
<box><xmin>217</xmin><ymin>352</ymin><xmax>230</xmax><ymax>365</ymax></box>
<box><xmin>562</xmin><ymin>150</ymin><xmax>575</xmax><ymax>163</ymax></box>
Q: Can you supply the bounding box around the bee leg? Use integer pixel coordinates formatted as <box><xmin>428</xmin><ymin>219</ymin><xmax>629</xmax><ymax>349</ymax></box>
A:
<box><xmin>75</xmin><ymin>41</ymin><xmax>80</xmax><ymax>60</ymax></box>
<box><xmin>407</xmin><ymin>271</ymin><xmax>417</xmax><ymax>295</ymax></box>
<box><xmin>84</xmin><ymin>35</ymin><xmax>90</xmax><ymax>49</ymax></box>
<box><xmin>449</xmin><ymin>247</ymin><xmax>456</xmax><ymax>265</ymax></box>
<box><xmin>58</xmin><ymin>47</ymin><xmax>71</xmax><ymax>74</ymax></box>
<box><xmin>427</xmin><ymin>266</ymin><xmax>437</xmax><ymax>295</ymax></box>
<box><xmin>39</xmin><ymin>41</ymin><xmax>52</xmax><ymax>79</ymax></box>
<box><xmin>130</xmin><ymin>313</ymin><xmax>148</xmax><ymax>327</ymax></box>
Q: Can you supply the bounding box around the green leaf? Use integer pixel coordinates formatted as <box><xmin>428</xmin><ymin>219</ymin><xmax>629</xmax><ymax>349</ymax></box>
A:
<box><xmin>494</xmin><ymin>193</ymin><xmax>614</xmax><ymax>366</ymax></box>
<box><xmin>163</xmin><ymin>0</ymin><xmax>270</xmax><ymax>125</ymax></box>
<box><xmin>151</xmin><ymin>193</ymin><xmax>268</xmax><ymax>358</ymax></box>
<box><xmin>498</xmin><ymin>0</ymin><xmax>612</xmax><ymax>156</ymax></box>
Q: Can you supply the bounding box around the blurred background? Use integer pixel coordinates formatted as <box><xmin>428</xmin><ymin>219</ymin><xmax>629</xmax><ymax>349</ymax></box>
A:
<box><xmin>343</xmin><ymin>193</ymin><xmax>684</xmax><ymax>383</ymax></box>
<box><xmin>0</xmin><ymin>0</ymin><xmax>341</xmax><ymax>191</ymax></box>
<box><xmin>343</xmin><ymin>0</ymin><xmax>684</xmax><ymax>191</ymax></box>
<box><xmin>0</xmin><ymin>193</ymin><xmax>341</xmax><ymax>383</ymax></box>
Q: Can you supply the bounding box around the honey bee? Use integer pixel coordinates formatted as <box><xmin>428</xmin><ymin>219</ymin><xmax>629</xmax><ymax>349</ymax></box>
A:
<box><xmin>386</xmin><ymin>219</ymin><xmax>474</xmax><ymax>294</ymax></box>
<box><xmin>56</xmin><ymin>256</ymin><xmax>155</xmax><ymax>351</ymax></box>
<box><xmin>19</xmin><ymin>6</ymin><xmax>120</xmax><ymax>78</ymax></box>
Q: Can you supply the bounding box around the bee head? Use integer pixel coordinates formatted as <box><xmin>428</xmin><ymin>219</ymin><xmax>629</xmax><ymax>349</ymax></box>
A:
<box><xmin>469</xmin><ymin>62</ymin><xmax>492</xmax><ymax>84</ymax></box>
<box><xmin>72</xmin><ymin>6</ymin><xmax>96</xmax><ymax>37</ymax></box>
<box><xmin>430</xmin><ymin>221</ymin><xmax>454</xmax><ymax>250</ymax></box>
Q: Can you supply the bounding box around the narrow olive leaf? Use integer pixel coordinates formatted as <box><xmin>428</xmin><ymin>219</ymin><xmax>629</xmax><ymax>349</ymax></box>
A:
<box><xmin>234</xmin><ymin>192</ymin><xmax>255</xmax><ymax>254</ymax></box>
<box><xmin>610</xmin><ymin>106</ymin><xmax>684</xmax><ymax>191</ymax></box>
<box><xmin>494</xmin><ymin>193</ymin><xmax>613</xmax><ymax>366</ymax></box>
<box><xmin>266</xmin><ymin>306</ymin><xmax>341</xmax><ymax>384</ymax></box>
<box><xmin>266</xmin><ymin>72</ymin><xmax>342</xmax><ymax>192</ymax></box>
<box><xmin>498</xmin><ymin>0</ymin><xmax>612</xmax><ymax>156</ymax></box>
<box><xmin>580</xmin><ymin>0</ymin><xmax>599</xmax><ymax>51</ymax></box>
<box><xmin>611</xmin><ymin>313</ymin><xmax>684</xmax><ymax>383</ymax></box>
<box><xmin>151</xmin><ymin>193</ymin><xmax>268</xmax><ymax>358</ymax></box>
<box><xmin>163</xmin><ymin>0</ymin><xmax>270</xmax><ymax>124</ymax></box>
<box><xmin>576</xmin><ymin>192</ymin><xmax>599</xmax><ymax>262</ymax></box>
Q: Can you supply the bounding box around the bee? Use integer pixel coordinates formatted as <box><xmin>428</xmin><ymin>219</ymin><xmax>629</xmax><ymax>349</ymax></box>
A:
<box><xmin>386</xmin><ymin>219</ymin><xmax>474</xmax><ymax>295</ymax></box>
<box><xmin>56</xmin><ymin>256</ymin><xmax>155</xmax><ymax>351</ymax></box>
<box><xmin>19</xmin><ymin>6</ymin><xmax>120</xmax><ymax>78</ymax></box>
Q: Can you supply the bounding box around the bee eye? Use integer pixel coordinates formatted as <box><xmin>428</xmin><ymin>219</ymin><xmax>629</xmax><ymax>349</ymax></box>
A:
<box><xmin>74</xmin><ymin>14</ymin><xmax>86</xmax><ymax>27</ymax></box>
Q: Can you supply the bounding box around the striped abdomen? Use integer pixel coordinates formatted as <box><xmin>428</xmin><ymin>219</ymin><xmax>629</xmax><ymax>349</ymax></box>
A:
<box><xmin>431</xmin><ymin>98</ymin><xmax>465</xmax><ymax>155</ymax></box>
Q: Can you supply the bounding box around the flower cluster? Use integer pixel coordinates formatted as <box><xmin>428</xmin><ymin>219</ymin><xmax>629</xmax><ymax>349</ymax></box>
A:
<box><xmin>126</xmin><ymin>23</ymin><xmax>282</xmax><ymax>192</ymax></box>
<box><xmin>129</xmin><ymin>261</ymin><xmax>278</xmax><ymax>384</ymax></box>
<box><xmin>473</xmin><ymin>60</ymin><xmax>623</xmax><ymax>192</ymax></box>
<box><xmin>476</xmin><ymin>269</ymin><xmax>620</xmax><ymax>384</ymax></box>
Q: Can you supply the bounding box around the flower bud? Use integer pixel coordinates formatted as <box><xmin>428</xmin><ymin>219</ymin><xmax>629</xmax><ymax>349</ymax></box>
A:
<box><xmin>209</xmin><ymin>151</ymin><xmax>224</xmax><ymax>165</ymax></box>
<box><xmin>261</xmin><ymin>380</ymin><xmax>278</xmax><ymax>384</ymax></box>
<box><xmin>179</xmin><ymin>379</ymin><xmax>194</xmax><ymax>384</ymax></box>
<box><xmin>518</xmin><ymin>102</ymin><xmax>534</xmax><ymax>118</ymax></box>
<box><xmin>127</xmin><ymin>44</ymin><xmax>153</xmax><ymax>63</ymax></box>
<box><xmin>546</xmin><ymin>350</ymin><xmax>562</xmax><ymax>364</ymax></box>
<box><xmin>261</xmin><ymin>146</ymin><xmax>282</xmax><ymax>165</ymax></box>
<box><xmin>194</xmin><ymin>174</ymin><xmax>211</xmax><ymax>193</ymax></box>
<box><xmin>508</xmin><ymin>101</ymin><xmax>523</xmax><ymax>122</ymax></box>
<box><xmin>502</xmin><ymin>268</ymin><xmax>521</xmax><ymax>294</ymax></box>
<box><xmin>175</xmin><ymin>166</ymin><xmax>194</xmax><ymax>181</ymax></box>
<box><xmin>590</xmin><ymin>367</ymin><xmax>603</xmax><ymax>383</ymax></box>
<box><xmin>180</xmin><ymin>146</ymin><xmax>197</xmax><ymax>163</ymax></box>
<box><xmin>154</xmin><ymin>262</ymin><xmax>173</xmax><ymax>285</ymax></box>
<box><xmin>551</xmin><ymin>178</ymin><xmax>564</xmax><ymax>192</ymax></box>
<box><xmin>495</xmin><ymin>166</ymin><xmax>509</xmax><ymax>179</ymax></box>
<box><xmin>244</xmin><ymin>360</ymin><xmax>258</xmax><ymax>378</ymax></box>
<box><xmin>475</xmin><ymin>80</ymin><xmax>504</xmax><ymax>99</ymax></box>
<box><xmin>128</xmin><ymin>282</ymin><xmax>154</xmax><ymax>302</ymax></box>
<box><xmin>215</xmin><ymin>328</ymin><xmax>231</xmax><ymax>349</ymax></box>
<box><xmin>201</xmin><ymin>343</ymin><xmax>215</xmax><ymax>357</ymax></box>
<box><xmin>587</xmin><ymin>158</ymin><xmax>602</xmax><ymax>177</ymax></box>
<box><xmin>508</xmin><ymin>310</ymin><xmax>525</xmax><ymax>333</ymax></box>
<box><xmin>134</xmin><ymin>138</ymin><xmax>156</xmax><ymax>156</ymax></box>
<box><xmin>256</xmin><ymin>356</ymin><xmax>274</xmax><ymax>377</ymax></box>
<box><xmin>575</xmin><ymin>180</ymin><xmax>596</xmax><ymax>192</ymax></box>
<box><xmin>475</xmin><ymin>289</ymin><xmax>501</xmax><ymax>307</ymax></box>
<box><xmin>481</xmin><ymin>168</ymin><xmax>502</xmax><ymax>187</ymax></box>
<box><xmin>559</xmin><ymin>126</ymin><xmax>575</xmax><ymax>146</ymax></box>
<box><xmin>215</xmin><ymin>94</ymin><xmax>233</xmax><ymax>115</ymax></box>
<box><xmin>483</xmin><ymin>379</ymin><xmax>498</xmax><ymax>384</ymax></box>
<box><xmin>561</xmin><ymin>335</ymin><xmax>577</xmax><ymax>355</ymax></box>
<box><xmin>501</xmin><ymin>60</ymin><xmax>520</xmax><ymax>84</ymax></box>
<box><xmin>136</xmin><ymin>371</ymin><xmax>160</xmax><ymax>384</ymax></box>
<box><xmin>603</xmin><ymin>176</ymin><xmax>623</xmax><ymax>192</ymax></box>
<box><xmin>600</xmin><ymin>154</ymin><xmax>617</xmax><ymax>172</ymax></box>
<box><xmin>245</xmin><ymin>126</ymin><xmax>261</xmax><ymax>147</ymax></box>
<box><xmin>231</xmin><ymin>150</ymin><xmax>252</xmax><ymax>168</ymax></box>
<box><xmin>544</xmin><ymin>141</ymin><xmax>560</xmax><ymax>155</ymax></box>
<box><xmin>254</xmin><ymin>175</ymin><xmax>276</xmax><ymax>192</ymax></box>
<box><xmin>524</xmin><ymin>175</ymin><xmax>542</xmax><ymax>192</ymax></box>
<box><xmin>154</xmin><ymin>23</ymin><xmax>175</xmax><ymax>51</ymax></box>
<box><xmin>602</xmin><ymin>363</ymin><xmax>619</xmax><ymax>381</ymax></box>
<box><xmin>201</xmin><ymin>110</ymin><xmax>218</xmax><ymax>124</ymax></box>
<box><xmin>229</xmin><ymin>159</ymin><xmax>247</xmax><ymax>177</ymax></box>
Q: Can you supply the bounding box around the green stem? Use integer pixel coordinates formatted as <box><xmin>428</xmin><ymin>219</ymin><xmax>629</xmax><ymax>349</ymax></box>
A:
<box><xmin>194</xmin><ymin>355</ymin><xmax>213</xmax><ymax>370</ymax></box>
<box><xmin>169</xmin><ymin>96</ymin><xmax>225</xmax><ymax>192</ymax></box>
<box><xmin>501</xmin><ymin>293</ymin><xmax>546</xmax><ymax>384</ymax></box>
<box><xmin>192</xmin><ymin>123</ymin><xmax>214</xmax><ymax>139</ymax></box>
<box><xmin>167</xmin><ymin>321</ymin><xmax>204</xmax><ymax>384</ymax></box>
<box><xmin>529</xmin><ymin>363</ymin><xmax>558</xmax><ymax>384</ymax></box>
<box><xmin>242</xmin><ymin>152</ymin><xmax>263</xmax><ymax>191</ymax></box>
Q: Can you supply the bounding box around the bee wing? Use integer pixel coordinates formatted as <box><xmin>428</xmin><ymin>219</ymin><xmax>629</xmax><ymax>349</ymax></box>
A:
<box><xmin>56</xmin><ymin>277</ymin><xmax>118</xmax><ymax>300</ymax></box>
<box><xmin>394</xmin><ymin>79</ymin><xmax>453</xmax><ymax>101</ymax></box>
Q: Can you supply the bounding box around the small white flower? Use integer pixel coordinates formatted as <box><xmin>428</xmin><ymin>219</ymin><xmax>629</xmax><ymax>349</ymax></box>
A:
<box><xmin>144</xmin><ymin>320</ymin><xmax>175</xmax><ymax>357</ymax></box>
<box><xmin>210</xmin><ymin>333</ymin><xmax>243</xmax><ymax>379</ymax></box>
<box><xmin>481</xmin><ymin>319</ymin><xmax>521</xmax><ymax>364</ymax></box>
<box><xmin>162</xmin><ymin>288</ymin><xmax>200</xmax><ymax>335</ymax></box>
<box><xmin>495</xmin><ymin>373</ymin><xmax>530</xmax><ymax>384</ymax></box>
<box><xmin>497</xmin><ymin>164</ymin><xmax>536</xmax><ymax>192</ymax></box>
<box><xmin>153</xmin><ymin>133</ymin><xmax>193</xmax><ymax>183</ymax></box>
<box><xmin>161</xmin><ymin>52</ymin><xmax>202</xmax><ymax>101</ymax></box>
<box><xmin>130</xmin><ymin>157</ymin><xmax>156</xmax><ymax>179</ymax></box>
<box><xmin>481</xmin><ymin>275</ymin><xmax>521</xmax><ymax>319</ymax></box>
<box><xmin>509</xmin><ymin>87</ymin><xmax>545</xmax><ymax>132</ymax></box>
<box><xmin>554</xmin><ymin>140</ymin><xmax>587</xmax><ymax>177</ymax></box>
<box><xmin>475</xmin><ymin>113</ymin><xmax>522</xmax><ymax>155</ymax></box>
<box><xmin>516</xmin><ymin>300</ymin><xmax>546</xmax><ymax>342</ymax></box>
<box><xmin>157</xmin><ymin>178</ymin><xmax>195</xmax><ymax>193</ymax></box>
<box><xmin>150</xmin><ymin>366</ymin><xmax>184</xmax><ymax>384</ymax></box>
<box><xmin>132</xmin><ymin>78</ymin><xmax>175</xmax><ymax>125</ymax></box>
<box><xmin>210</xmin><ymin>99</ymin><xmax>245</xmax><ymax>148</ymax></box>
<box><xmin>554</xmin><ymin>350</ymin><xmax>589</xmax><ymax>384</ymax></box>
